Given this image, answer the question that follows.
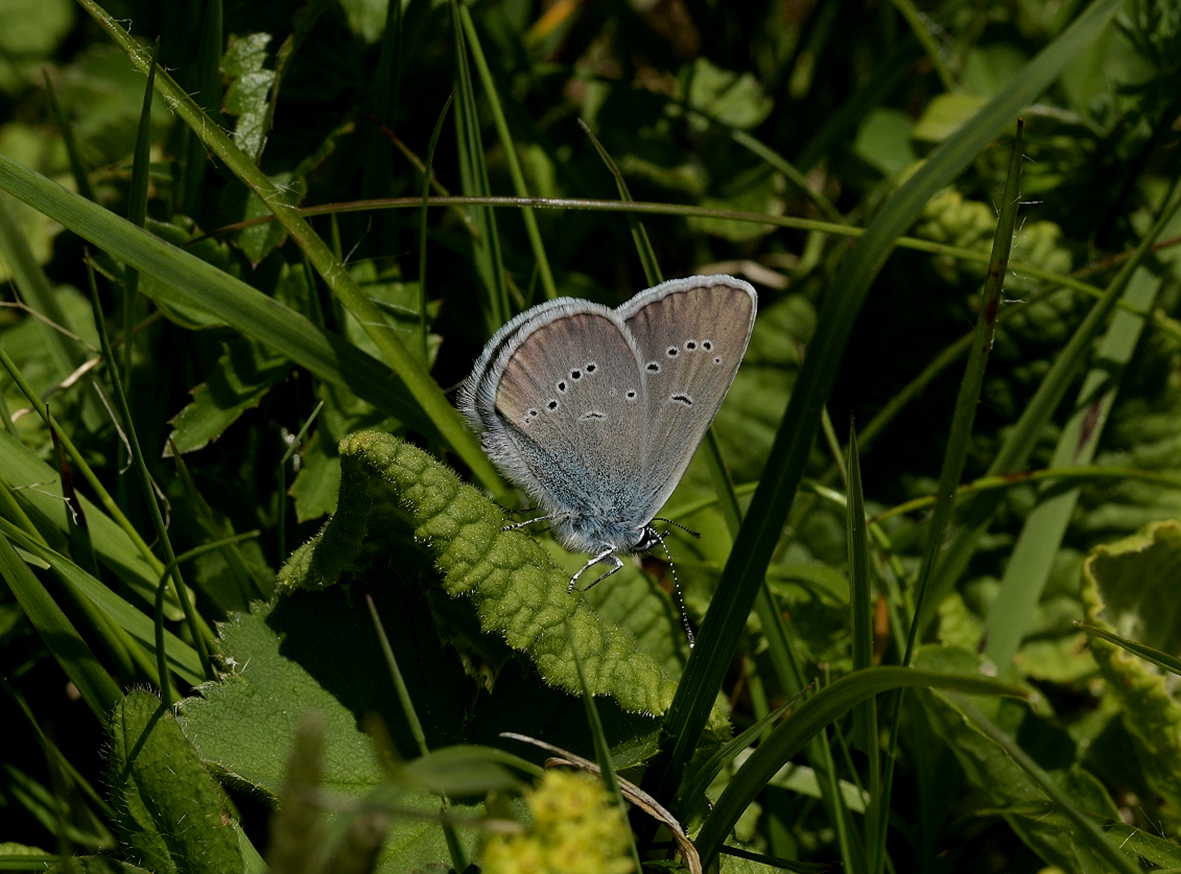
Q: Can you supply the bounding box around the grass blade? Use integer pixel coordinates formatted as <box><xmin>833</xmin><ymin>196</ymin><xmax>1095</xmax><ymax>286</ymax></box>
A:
<box><xmin>0</xmin><ymin>151</ymin><xmax>509</xmax><ymax>494</ymax></box>
<box><xmin>458</xmin><ymin>5</ymin><xmax>557</xmax><ymax>301</ymax></box>
<box><xmin>419</xmin><ymin>92</ymin><xmax>456</xmax><ymax>362</ymax></box>
<box><xmin>642</xmin><ymin>0</ymin><xmax>1122</xmax><ymax>806</ymax></box>
<box><xmin>695</xmin><ymin>667</ymin><xmax>1024</xmax><ymax>867</ymax></box>
<box><xmin>0</xmin><ymin>533</ymin><xmax>121</xmax><ymax>723</ymax></box>
<box><xmin>86</xmin><ymin>261</ymin><xmax>214</xmax><ymax>680</ymax></box>
<box><xmin>947</xmin><ymin>693</ymin><xmax>1142</xmax><ymax>874</ymax></box>
<box><xmin>925</xmin><ymin>174</ymin><xmax>1181</xmax><ymax>629</ymax></box>
<box><xmin>983</xmin><ymin>263</ymin><xmax>1165</xmax><ymax>673</ymax></box>
<box><xmin>1075</xmin><ymin>621</ymin><xmax>1181</xmax><ymax>677</ymax></box>
<box><xmin>451</xmin><ymin>0</ymin><xmax>511</xmax><ymax>333</ymax></box>
<box><xmin>905</xmin><ymin>118</ymin><xmax>1024</xmax><ymax>663</ymax></box>
<box><xmin>76</xmin><ymin>0</ymin><xmax>496</xmax><ymax>487</ymax></box>
<box><xmin>578</xmin><ymin>118</ymin><xmax>662</xmax><ymax>286</ymax></box>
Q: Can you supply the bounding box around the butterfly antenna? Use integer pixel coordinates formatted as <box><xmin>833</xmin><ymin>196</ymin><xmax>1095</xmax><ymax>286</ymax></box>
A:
<box><xmin>653</xmin><ymin>516</ymin><xmax>701</xmax><ymax>539</ymax></box>
<box><xmin>650</xmin><ymin>527</ymin><xmax>696</xmax><ymax>648</ymax></box>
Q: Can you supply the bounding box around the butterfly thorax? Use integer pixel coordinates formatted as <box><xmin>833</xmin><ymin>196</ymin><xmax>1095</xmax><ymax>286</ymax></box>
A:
<box><xmin>548</xmin><ymin>509</ymin><xmax>656</xmax><ymax>557</ymax></box>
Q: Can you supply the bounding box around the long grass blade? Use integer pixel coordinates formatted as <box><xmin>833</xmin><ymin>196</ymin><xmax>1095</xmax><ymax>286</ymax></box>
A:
<box><xmin>419</xmin><ymin>92</ymin><xmax>456</xmax><ymax>363</ymax></box>
<box><xmin>1075</xmin><ymin>622</ymin><xmax>1181</xmax><ymax>677</ymax></box>
<box><xmin>846</xmin><ymin>425</ymin><xmax>877</xmax><ymax>759</ymax></box>
<box><xmin>0</xmin><ymin>151</ymin><xmax>510</xmax><ymax>494</ymax></box>
<box><xmin>566</xmin><ymin>622</ymin><xmax>643</xmax><ymax>874</ymax></box>
<box><xmin>578</xmin><ymin>119</ymin><xmax>662</xmax><ymax>286</ymax></box>
<box><xmin>123</xmin><ymin>41</ymin><xmax>158</xmax><ymax>394</ymax></box>
<box><xmin>906</xmin><ymin>118</ymin><xmax>1024</xmax><ymax>663</ymax></box>
<box><xmin>180</xmin><ymin>0</ymin><xmax>222</xmax><ymax>216</ymax></box>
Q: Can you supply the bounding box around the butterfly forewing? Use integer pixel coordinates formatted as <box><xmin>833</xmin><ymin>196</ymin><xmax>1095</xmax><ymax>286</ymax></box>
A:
<box><xmin>622</xmin><ymin>277</ymin><xmax>757</xmax><ymax>511</ymax></box>
<box><xmin>493</xmin><ymin>310</ymin><xmax>647</xmax><ymax>513</ymax></box>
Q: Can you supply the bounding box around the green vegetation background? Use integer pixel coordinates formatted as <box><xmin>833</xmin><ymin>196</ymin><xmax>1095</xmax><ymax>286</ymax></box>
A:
<box><xmin>1</xmin><ymin>0</ymin><xmax>1180</xmax><ymax>872</ymax></box>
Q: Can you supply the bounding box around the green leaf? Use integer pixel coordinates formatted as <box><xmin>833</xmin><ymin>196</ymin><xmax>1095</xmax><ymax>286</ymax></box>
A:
<box><xmin>221</xmin><ymin>33</ymin><xmax>275</xmax><ymax>164</ymax></box>
<box><xmin>920</xmin><ymin>689</ymin><xmax>1130</xmax><ymax>874</ymax></box>
<box><xmin>175</xmin><ymin>601</ymin><xmax>479</xmax><ymax>872</ymax></box>
<box><xmin>109</xmin><ymin>690</ymin><xmax>244</xmax><ymax>874</ymax></box>
<box><xmin>853</xmin><ymin>108</ymin><xmax>918</xmax><ymax>177</ymax></box>
<box><xmin>1081</xmin><ymin>520</ymin><xmax>1181</xmax><ymax>805</ymax></box>
<box><xmin>278</xmin><ymin>431</ymin><xmax>710</xmax><ymax>724</ymax></box>
<box><xmin>288</xmin><ymin>427</ymin><xmax>343</xmax><ymax>523</ymax></box>
<box><xmin>684</xmin><ymin>58</ymin><xmax>774</xmax><ymax>131</ymax></box>
<box><xmin>688</xmin><ymin>167</ymin><xmax>784</xmax><ymax>242</ymax></box>
<box><xmin>166</xmin><ymin>338</ymin><xmax>292</xmax><ymax>456</ymax></box>
<box><xmin>911</xmin><ymin>93</ymin><xmax>991</xmax><ymax>143</ymax></box>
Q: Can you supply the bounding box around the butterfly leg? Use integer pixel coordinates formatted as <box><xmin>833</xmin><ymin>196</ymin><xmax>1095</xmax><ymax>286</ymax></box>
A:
<box><xmin>567</xmin><ymin>550</ymin><xmax>622</xmax><ymax>593</ymax></box>
<box><xmin>501</xmin><ymin>512</ymin><xmax>560</xmax><ymax>533</ymax></box>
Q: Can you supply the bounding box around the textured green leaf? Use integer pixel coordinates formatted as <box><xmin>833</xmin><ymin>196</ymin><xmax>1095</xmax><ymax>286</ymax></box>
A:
<box><xmin>1081</xmin><ymin>520</ymin><xmax>1181</xmax><ymax>806</ymax></box>
<box><xmin>278</xmin><ymin>431</ymin><xmax>708</xmax><ymax>724</ymax></box>
<box><xmin>109</xmin><ymin>690</ymin><xmax>243</xmax><ymax>874</ymax></box>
